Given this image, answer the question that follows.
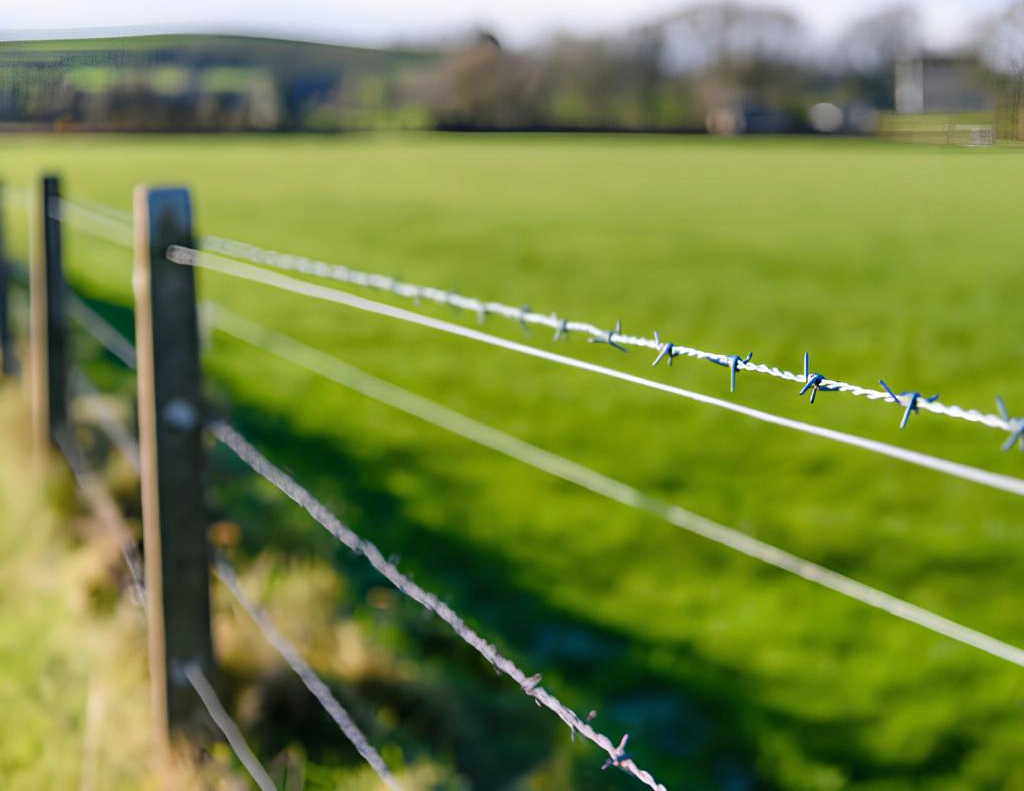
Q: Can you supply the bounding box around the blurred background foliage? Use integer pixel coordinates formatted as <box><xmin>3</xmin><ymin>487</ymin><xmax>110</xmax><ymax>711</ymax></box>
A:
<box><xmin>3</xmin><ymin>1</ymin><xmax>1024</xmax><ymax>139</ymax></box>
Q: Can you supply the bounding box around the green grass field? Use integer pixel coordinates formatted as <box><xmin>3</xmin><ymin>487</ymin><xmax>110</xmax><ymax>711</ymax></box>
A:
<box><xmin>3</xmin><ymin>134</ymin><xmax>1024</xmax><ymax>790</ymax></box>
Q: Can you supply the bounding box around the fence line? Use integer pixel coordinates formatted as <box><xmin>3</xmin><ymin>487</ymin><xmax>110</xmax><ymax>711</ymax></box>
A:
<box><xmin>58</xmin><ymin>291</ymin><xmax>641</xmax><ymax>788</ymax></box>
<box><xmin>214</xmin><ymin>557</ymin><xmax>403</xmax><ymax>791</ymax></box>
<box><xmin>208</xmin><ymin>307</ymin><xmax>1024</xmax><ymax>670</ymax></box>
<box><xmin>211</xmin><ymin>420</ymin><xmax>668</xmax><ymax>791</ymax></box>
<box><xmin>15</xmin><ymin>188</ymin><xmax>1024</xmax><ymax>789</ymax></box>
<box><xmin>175</xmin><ymin>248</ymin><xmax>1024</xmax><ymax>499</ymax></box>
<box><xmin>198</xmin><ymin>234</ymin><xmax>1018</xmax><ymax>438</ymax></box>
<box><xmin>181</xmin><ymin>663</ymin><xmax>278</xmax><ymax>791</ymax></box>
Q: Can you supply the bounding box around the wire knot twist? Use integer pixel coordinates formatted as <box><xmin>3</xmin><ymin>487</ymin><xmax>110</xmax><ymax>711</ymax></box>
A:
<box><xmin>997</xmin><ymin>397</ymin><xmax>1024</xmax><ymax>451</ymax></box>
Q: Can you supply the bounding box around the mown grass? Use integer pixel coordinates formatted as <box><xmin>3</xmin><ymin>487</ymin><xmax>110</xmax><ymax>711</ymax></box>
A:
<box><xmin>2</xmin><ymin>133</ymin><xmax>1024</xmax><ymax>789</ymax></box>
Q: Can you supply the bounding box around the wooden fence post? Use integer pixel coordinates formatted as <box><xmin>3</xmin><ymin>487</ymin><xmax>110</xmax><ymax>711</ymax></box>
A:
<box><xmin>0</xmin><ymin>181</ymin><xmax>15</xmax><ymax>377</ymax></box>
<box><xmin>29</xmin><ymin>176</ymin><xmax>69</xmax><ymax>448</ymax></box>
<box><xmin>132</xmin><ymin>185</ymin><xmax>215</xmax><ymax>757</ymax></box>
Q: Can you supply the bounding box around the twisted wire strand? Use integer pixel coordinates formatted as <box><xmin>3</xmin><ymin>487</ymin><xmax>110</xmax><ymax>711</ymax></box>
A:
<box><xmin>181</xmin><ymin>663</ymin><xmax>278</xmax><ymax>791</ymax></box>
<box><xmin>175</xmin><ymin>248</ymin><xmax>1024</xmax><ymax>498</ymax></box>
<box><xmin>198</xmin><ymin>234</ymin><xmax>1014</xmax><ymax>435</ymax></box>
<box><xmin>66</xmin><ymin>291</ymin><xmax>138</xmax><ymax>370</ymax></box>
<box><xmin>214</xmin><ymin>557</ymin><xmax>403</xmax><ymax>791</ymax></box>
<box><xmin>207</xmin><ymin>307</ymin><xmax>1024</xmax><ymax>669</ymax></box>
<box><xmin>210</xmin><ymin>421</ymin><xmax>668</xmax><ymax>791</ymax></box>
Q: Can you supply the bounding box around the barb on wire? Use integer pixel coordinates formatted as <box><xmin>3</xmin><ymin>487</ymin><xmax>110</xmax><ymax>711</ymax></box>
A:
<box><xmin>588</xmin><ymin>319</ymin><xmax>628</xmax><ymax>352</ymax></box>
<box><xmin>209</xmin><ymin>421</ymin><xmax>667</xmax><ymax>791</ymax></box>
<box><xmin>176</xmin><ymin>251</ymin><xmax>1024</xmax><ymax>498</ymax></box>
<box><xmin>799</xmin><ymin>352</ymin><xmax>838</xmax><ymax>404</ymax></box>
<box><xmin>196</xmin><ymin>233</ymin><xmax>1013</xmax><ymax>439</ymax></box>
<box><xmin>711</xmin><ymin>352</ymin><xmax>753</xmax><ymax>393</ymax></box>
<box><xmin>181</xmin><ymin>662</ymin><xmax>277</xmax><ymax>791</ymax></box>
<box><xmin>651</xmin><ymin>333</ymin><xmax>674</xmax><ymax>368</ymax></box>
<box><xmin>996</xmin><ymin>397</ymin><xmax>1024</xmax><ymax>451</ymax></box>
<box><xmin>205</xmin><ymin>309</ymin><xmax>1024</xmax><ymax>672</ymax></box>
<box><xmin>66</xmin><ymin>291</ymin><xmax>138</xmax><ymax>370</ymax></box>
<box><xmin>214</xmin><ymin>557</ymin><xmax>402</xmax><ymax>791</ymax></box>
<box><xmin>879</xmin><ymin>381</ymin><xmax>940</xmax><ymax>430</ymax></box>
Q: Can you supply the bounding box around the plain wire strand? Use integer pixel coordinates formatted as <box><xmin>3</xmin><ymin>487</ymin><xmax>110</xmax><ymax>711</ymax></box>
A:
<box><xmin>54</xmin><ymin>427</ymin><xmax>146</xmax><ymax>611</ymax></box>
<box><xmin>209</xmin><ymin>421</ymin><xmax>668</xmax><ymax>791</ymax></box>
<box><xmin>66</xmin><ymin>291</ymin><xmax>138</xmax><ymax>370</ymax></box>
<box><xmin>197</xmin><ymin>234</ymin><xmax>1015</xmax><ymax>436</ymax></box>
<box><xmin>207</xmin><ymin>307</ymin><xmax>1024</xmax><ymax>670</ymax></box>
<box><xmin>172</xmin><ymin>247</ymin><xmax>1024</xmax><ymax>499</ymax></box>
<box><xmin>51</xmin><ymin>197</ymin><xmax>134</xmax><ymax>248</ymax></box>
<box><xmin>70</xmin><ymin>365</ymin><xmax>141</xmax><ymax>470</ymax></box>
<box><xmin>214</xmin><ymin>557</ymin><xmax>403</xmax><ymax>791</ymax></box>
<box><xmin>181</xmin><ymin>663</ymin><xmax>278</xmax><ymax>791</ymax></box>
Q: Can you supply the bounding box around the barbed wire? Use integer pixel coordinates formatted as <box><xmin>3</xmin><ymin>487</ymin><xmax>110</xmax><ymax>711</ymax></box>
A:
<box><xmin>214</xmin><ymin>556</ymin><xmax>403</xmax><ymax>790</ymax></box>
<box><xmin>176</xmin><ymin>249</ymin><xmax>1024</xmax><ymax>498</ymax></box>
<box><xmin>197</xmin><ymin>235</ymin><xmax>1019</xmax><ymax>440</ymax></box>
<box><xmin>180</xmin><ymin>662</ymin><xmax>278</xmax><ymax>791</ymax></box>
<box><xmin>66</xmin><ymin>291</ymin><xmax>138</xmax><ymax>370</ymax></box>
<box><xmin>48</xmin><ymin>196</ymin><xmax>1023</xmax><ymax>444</ymax></box>
<box><xmin>210</xmin><ymin>420</ymin><xmax>668</xmax><ymax>791</ymax></box>
<box><xmin>208</xmin><ymin>306</ymin><xmax>1024</xmax><ymax>670</ymax></box>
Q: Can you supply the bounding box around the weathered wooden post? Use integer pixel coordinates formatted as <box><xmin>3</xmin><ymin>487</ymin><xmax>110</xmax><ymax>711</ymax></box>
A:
<box><xmin>132</xmin><ymin>185</ymin><xmax>215</xmax><ymax>759</ymax></box>
<box><xmin>29</xmin><ymin>176</ymin><xmax>69</xmax><ymax>447</ymax></box>
<box><xmin>0</xmin><ymin>181</ymin><xmax>15</xmax><ymax>377</ymax></box>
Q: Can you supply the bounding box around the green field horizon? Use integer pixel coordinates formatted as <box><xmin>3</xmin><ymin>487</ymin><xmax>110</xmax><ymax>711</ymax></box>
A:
<box><xmin>2</xmin><ymin>133</ymin><xmax>1024</xmax><ymax>790</ymax></box>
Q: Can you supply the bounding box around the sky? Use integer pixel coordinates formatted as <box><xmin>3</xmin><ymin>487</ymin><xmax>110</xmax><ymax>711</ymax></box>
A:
<box><xmin>0</xmin><ymin>0</ymin><xmax>1010</xmax><ymax>49</ymax></box>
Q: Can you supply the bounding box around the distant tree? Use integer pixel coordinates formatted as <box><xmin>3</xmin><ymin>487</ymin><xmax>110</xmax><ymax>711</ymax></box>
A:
<box><xmin>834</xmin><ymin>5</ymin><xmax>921</xmax><ymax>108</ymax></box>
<box><xmin>837</xmin><ymin>5</ymin><xmax>921</xmax><ymax>73</ymax></box>
<box><xmin>654</xmin><ymin>2</ymin><xmax>807</xmax><ymax>114</ymax></box>
<box><xmin>975</xmin><ymin>1</ymin><xmax>1024</xmax><ymax>138</ymax></box>
<box><xmin>421</xmin><ymin>31</ymin><xmax>543</xmax><ymax>130</ymax></box>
